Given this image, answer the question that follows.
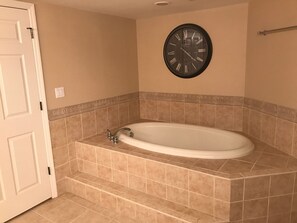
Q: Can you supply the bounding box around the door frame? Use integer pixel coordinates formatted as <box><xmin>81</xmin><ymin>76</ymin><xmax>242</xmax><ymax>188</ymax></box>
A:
<box><xmin>0</xmin><ymin>0</ymin><xmax>57</xmax><ymax>197</ymax></box>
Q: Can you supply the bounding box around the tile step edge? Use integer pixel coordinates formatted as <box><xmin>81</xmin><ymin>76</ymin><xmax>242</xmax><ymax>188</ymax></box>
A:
<box><xmin>65</xmin><ymin>173</ymin><xmax>226</xmax><ymax>223</ymax></box>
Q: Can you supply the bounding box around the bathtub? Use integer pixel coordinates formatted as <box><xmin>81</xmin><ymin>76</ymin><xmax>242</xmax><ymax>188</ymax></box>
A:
<box><xmin>118</xmin><ymin>122</ymin><xmax>254</xmax><ymax>159</ymax></box>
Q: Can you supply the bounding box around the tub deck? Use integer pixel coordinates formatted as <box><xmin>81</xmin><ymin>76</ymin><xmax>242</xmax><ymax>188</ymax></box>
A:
<box><xmin>83</xmin><ymin>133</ymin><xmax>297</xmax><ymax>179</ymax></box>
<box><xmin>69</xmin><ymin>133</ymin><xmax>297</xmax><ymax>222</ymax></box>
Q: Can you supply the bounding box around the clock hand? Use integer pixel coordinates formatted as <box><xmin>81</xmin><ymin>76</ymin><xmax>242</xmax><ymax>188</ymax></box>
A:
<box><xmin>180</xmin><ymin>47</ymin><xmax>197</xmax><ymax>62</ymax></box>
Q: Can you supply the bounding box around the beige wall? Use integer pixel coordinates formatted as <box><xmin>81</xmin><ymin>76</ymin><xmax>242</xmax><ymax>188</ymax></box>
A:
<box><xmin>25</xmin><ymin>1</ymin><xmax>139</xmax><ymax>109</ymax></box>
<box><xmin>137</xmin><ymin>4</ymin><xmax>248</xmax><ymax>96</ymax></box>
<box><xmin>22</xmin><ymin>0</ymin><xmax>297</xmax><ymax>110</ymax></box>
<box><xmin>245</xmin><ymin>0</ymin><xmax>297</xmax><ymax>108</ymax></box>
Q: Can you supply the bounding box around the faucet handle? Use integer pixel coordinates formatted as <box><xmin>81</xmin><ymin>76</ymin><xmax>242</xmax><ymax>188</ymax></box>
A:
<box><xmin>106</xmin><ymin>129</ymin><xmax>112</xmax><ymax>139</ymax></box>
<box><xmin>112</xmin><ymin>136</ymin><xmax>119</xmax><ymax>144</ymax></box>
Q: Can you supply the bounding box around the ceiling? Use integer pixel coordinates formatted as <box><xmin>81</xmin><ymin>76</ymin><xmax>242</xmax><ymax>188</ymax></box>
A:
<box><xmin>39</xmin><ymin>0</ymin><xmax>249</xmax><ymax>19</ymax></box>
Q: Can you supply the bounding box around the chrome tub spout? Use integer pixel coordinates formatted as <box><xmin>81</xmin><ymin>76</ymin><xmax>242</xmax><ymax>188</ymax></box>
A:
<box><xmin>106</xmin><ymin>127</ymin><xmax>134</xmax><ymax>144</ymax></box>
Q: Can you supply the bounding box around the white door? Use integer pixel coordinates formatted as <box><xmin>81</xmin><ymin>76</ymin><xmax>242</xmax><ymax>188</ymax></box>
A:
<box><xmin>0</xmin><ymin>3</ymin><xmax>53</xmax><ymax>222</ymax></box>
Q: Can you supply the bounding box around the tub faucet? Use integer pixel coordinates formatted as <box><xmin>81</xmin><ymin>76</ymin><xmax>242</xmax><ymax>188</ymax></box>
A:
<box><xmin>106</xmin><ymin>127</ymin><xmax>134</xmax><ymax>144</ymax></box>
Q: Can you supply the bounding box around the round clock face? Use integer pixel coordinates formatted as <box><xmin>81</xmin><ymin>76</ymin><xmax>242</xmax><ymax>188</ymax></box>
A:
<box><xmin>163</xmin><ymin>24</ymin><xmax>213</xmax><ymax>78</ymax></box>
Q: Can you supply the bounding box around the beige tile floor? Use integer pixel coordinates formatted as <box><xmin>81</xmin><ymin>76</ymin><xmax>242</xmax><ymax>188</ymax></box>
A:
<box><xmin>7</xmin><ymin>193</ymin><xmax>136</xmax><ymax>223</ymax></box>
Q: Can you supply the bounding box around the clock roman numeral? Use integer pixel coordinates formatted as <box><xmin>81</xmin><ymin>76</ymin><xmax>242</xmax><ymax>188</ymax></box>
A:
<box><xmin>170</xmin><ymin>57</ymin><xmax>177</xmax><ymax>65</ymax></box>
<box><xmin>192</xmin><ymin>63</ymin><xmax>197</xmax><ymax>70</ymax></box>
<box><xmin>197</xmin><ymin>57</ymin><xmax>204</xmax><ymax>62</ymax></box>
<box><xmin>175</xmin><ymin>34</ymin><xmax>181</xmax><ymax>41</ymax></box>
<box><xmin>185</xmin><ymin>65</ymin><xmax>188</xmax><ymax>73</ymax></box>
<box><xmin>168</xmin><ymin>51</ymin><xmax>175</xmax><ymax>56</ymax></box>
<box><xmin>198</xmin><ymin>49</ymin><xmax>206</xmax><ymax>53</ymax></box>
<box><xmin>196</xmin><ymin>38</ymin><xmax>203</xmax><ymax>45</ymax></box>
<box><xmin>176</xmin><ymin>63</ymin><xmax>181</xmax><ymax>71</ymax></box>
<box><xmin>169</xmin><ymin>42</ymin><xmax>176</xmax><ymax>46</ymax></box>
<box><xmin>183</xmin><ymin>29</ymin><xmax>188</xmax><ymax>39</ymax></box>
<box><xmin>191</xmin><ymin>32</ymin><xmax>196</xmax><ymax>40</ymax></box>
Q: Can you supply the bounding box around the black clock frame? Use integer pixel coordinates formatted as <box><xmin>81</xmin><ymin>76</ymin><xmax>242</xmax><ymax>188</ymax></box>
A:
<box><xmin>163</xmin><ymin>23</ymin><xmax>213</xmax><ymax>78</ymax></box>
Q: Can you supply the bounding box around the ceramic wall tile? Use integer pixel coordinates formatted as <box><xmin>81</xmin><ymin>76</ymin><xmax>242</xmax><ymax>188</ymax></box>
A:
<box><xmin>275</xmin><ymin>119</ymin><xmax>294</xmax><ymax>154</ymax></box>
<box><xmin>96</xmin><ymin>108</ymin><xmax>108</xmax><ymax>134</ymax></box>
<box><xmin>49</xmin><ymin>119</ymin><xmax>67</xmax><ymax>148</ymax></box>
<box><xmin>261</xmin><ymin>114</ymin><xmax>276</xmax><ymax>146</ymax></box>
<box><xmin>170</xmin><ymin>101</ymin><xmax>185</xmax><ymax>124</ymax></box>
<box><xmin>66</xmin><ymin>115</ymin><xmax>82</xmax><ymax>143</ymax></box>
<box><xmin>215</xmin><ymin>105</ymin><xmax>234</xmax><ymax>130</ymax></box>
<box><xmin>157</xmin><ymin>100</ymin><xmax>170</xmax><ymax>122</ymax></box>
<box><xmin>81</xmin><ymin>111</ymin><xmax>97</xmax><ymax>138</ymax></box>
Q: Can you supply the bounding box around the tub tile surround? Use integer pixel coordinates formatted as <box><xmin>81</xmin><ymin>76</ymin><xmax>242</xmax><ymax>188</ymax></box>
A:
<box><xmin>138</xmin><ymin>92</ymin><xmax>297</xmax><ymax>158</ymax></box>
<box><xmin>47</xmin><ymin>91</ymin><xmax>297</xmax><ymax>222</ymax></box>
<box><xmin>139</xmin><ymin>92</ymin><xmax>245</xmax><ymax>132</ymax></box>
<box><xmin>243</xmin><ymin>97</ymin><xmax>297</xmax><ymax>157</ymax></box>
<box><xmin>48</xmin><ymin>93</ymin><xmax>140</xmax><ymax>195</ymax></box>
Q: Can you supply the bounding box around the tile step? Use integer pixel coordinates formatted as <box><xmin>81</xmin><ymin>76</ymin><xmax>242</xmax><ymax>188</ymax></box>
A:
<box><xmin>66</xmin><ymin>172</ymin><xmax>226</xmax><ymax>223</ymax></box>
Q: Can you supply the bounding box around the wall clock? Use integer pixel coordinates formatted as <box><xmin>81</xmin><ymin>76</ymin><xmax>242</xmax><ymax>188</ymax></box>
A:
<box><xmin>163</xmin><ymin>23</ymin><xmax>213</xmax><ymax>78</ymax></box>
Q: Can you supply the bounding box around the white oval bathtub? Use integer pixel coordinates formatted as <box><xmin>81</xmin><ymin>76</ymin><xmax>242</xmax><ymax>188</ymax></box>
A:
<box><xmin>118</xmin><ymin>122</ymin><xmax>254</xmax><ymax>159</ymax></box>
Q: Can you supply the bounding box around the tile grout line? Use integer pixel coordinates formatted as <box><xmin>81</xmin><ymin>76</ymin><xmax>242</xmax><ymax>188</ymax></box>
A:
<box><xmin>242</xmin><ymin>191</ymin><xmax>295</xmax><ymax>201</ymax></box>
<box><xmin>32</xmin><ymin>210</ymin><xmax>56</xmax><ymax>223</ymax></box>
<box><xmin>67</xmin><ymin>142</ymin><xmax>72</xmax><ymax>175</ymax></box>
<box><xmin>211</xmin><ymin>175</ymin><xmax>215</xmax><ymax>220</ymax></box>
<box><xmin>249</xmin><ymin>149</ymin><xmax>263</xmax><ymax>171</ymax></box>
<box><xmin>247</xmin><ymin>107</ymin><xmax>251</xmax><ymax>136</ymax></box>
<box><xmin>259</xmin><ymin>108</ymin><xmax>264</xmax><ymax>143</ymax></box>
<box><xmin>232</xmin><ymin>105</ymin><xmax>235</xmax><ymax>131</ymax></box>
<box><xmin>79</xmin><ymin>113</ymin><xmax>83</xmax><ymax>144</ymax></box>
<box><xmin>183</xmin><ymin>100</ymin><xmax>186</xmax><ymax>124</ymax></box>
<box><xmin>165</xmin><ymin>165</ymin><xmax>168</xmax><ymax>201</ymax></box>
<box><xmin>242</xmin><ymin>178</ymin><xmax>246</xmax><ymax>221</ymax></box>
<box><xmin>68</xmin><ymin>209</ymin><xmax>88</xmax><ymax>223</ymax></box>
<box><xmin>289</xmin><ymin>173</ymin><xmax>296</xmax><ymax>223</ymax></box>
<box><xmin>291</xmin><ymin>123</ymin><xmax>296</xmax><ymax>156</ymax></box>
<box><xmin>145</xmin><ymin>160</ymin><xmax>148</xmax><ymax>194</ymax></box>
<box><xmin>63</xmin><ymin>195</ymin><xmax>106</xmax><ymax>222</ymax></box>
<box><xmin>266</xmin><ymin>176</ymin><xmax>272</xmax><ymax>223</ymax></box>
<box><xmin>94</xmin><ymin>108</ymin><xmax>98</xmax><ymax>136</ymax></box>
<box><xmin>188</xmin><ymin>169</ymin><xmax>190</xmax><ymax>208</ymax></box>
<box><xmin>214</xmin><ymin>104</ymin><xmax>217</xmax><ymax>128</ymax></box>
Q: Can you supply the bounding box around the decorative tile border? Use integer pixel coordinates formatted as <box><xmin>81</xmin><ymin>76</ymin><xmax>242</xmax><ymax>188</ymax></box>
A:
<box><xmin>48</xmin><ymin>92</ymin><xmax>297</xmax><ymax>123</ymax></box>
<box><xmin>244</xmin><ymin>97</ymin><xmax>297</xmax><ymax>122</ymax></box>
<box><xmin>139</xmin><ymin>92</ymin><xmax>296</xmax><ymax>122</ymax></box>
<box><xmin>139</xmin><ymin>91</ymin><xmax>244</xmax><ymax>106</ymax></box>
<box><xmin>48</xmin><ymin>92</ymin><xmax>139</xmax><ymax>121</ymax></box>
